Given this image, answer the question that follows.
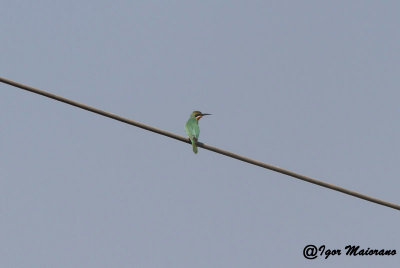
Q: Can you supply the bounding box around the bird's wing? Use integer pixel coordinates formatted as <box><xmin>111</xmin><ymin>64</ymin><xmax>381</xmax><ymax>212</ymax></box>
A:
<box><xmin>185</xmin><ymin>120</ymin><xmax>200</xmax><ymax>140</ymax></box>
<box><xmin>191</xmin><ymin>123</ymin><xmax>200</xmax><ymax>140</ymax></box>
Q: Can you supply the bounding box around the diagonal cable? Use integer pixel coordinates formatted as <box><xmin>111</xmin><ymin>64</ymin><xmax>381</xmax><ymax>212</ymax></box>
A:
<box><xmin>1</xmin><ymin>76</ymin><xmax>399</xmax><ymax>211</ymax></box>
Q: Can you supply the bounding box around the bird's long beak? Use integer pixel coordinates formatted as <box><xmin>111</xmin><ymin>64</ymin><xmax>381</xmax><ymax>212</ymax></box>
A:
<box><xmin>201</xmin><ymin>113</ymin><xmax>212</xmax><ymax>116</ymax></box>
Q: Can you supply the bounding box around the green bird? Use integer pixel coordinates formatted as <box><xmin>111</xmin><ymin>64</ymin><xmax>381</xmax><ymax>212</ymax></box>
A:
<box><xmin>185</xmin><ymin>111</ymin><xmax>211</xmax><ymax>154</ymax></box>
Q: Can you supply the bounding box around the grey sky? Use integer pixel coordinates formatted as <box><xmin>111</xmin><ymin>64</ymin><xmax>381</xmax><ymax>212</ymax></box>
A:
<box><xmin>1</xmin><ymin>1</ymin><xmax>399</xmax><ymax>267</ymax></box>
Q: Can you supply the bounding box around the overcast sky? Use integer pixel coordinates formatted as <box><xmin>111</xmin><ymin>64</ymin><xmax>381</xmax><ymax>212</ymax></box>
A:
<box><xmin>1</xmin><ymin>1</ymin><xmax>399</xmax><ymax>267</ymax></box>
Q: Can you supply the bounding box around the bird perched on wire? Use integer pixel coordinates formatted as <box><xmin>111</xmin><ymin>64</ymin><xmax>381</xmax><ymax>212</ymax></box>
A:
<box><xmin>185</xmin><ymin>111</ymin><xmax>211</xmax><ymax>154</ymax></box>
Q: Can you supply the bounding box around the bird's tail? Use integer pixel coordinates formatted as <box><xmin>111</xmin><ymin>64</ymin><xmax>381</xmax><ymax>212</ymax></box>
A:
<box><xmin>192</xmin><ymin>138</ymin><xmax>198</xmax><ymax>154</ymax></box>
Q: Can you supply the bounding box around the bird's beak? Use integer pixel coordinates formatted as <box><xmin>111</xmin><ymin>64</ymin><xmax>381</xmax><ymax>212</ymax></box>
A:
<box><xmin>201</xmin><ymin>113</ymin><xmax>212</xmax><ymax>116</ymax></box>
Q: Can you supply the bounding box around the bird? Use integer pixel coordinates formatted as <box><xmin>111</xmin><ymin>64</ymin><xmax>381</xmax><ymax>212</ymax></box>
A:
<box><xmin>185</xmin><ymin>111</ymin><xmax>211</xmax><ymax>154</ymax></box>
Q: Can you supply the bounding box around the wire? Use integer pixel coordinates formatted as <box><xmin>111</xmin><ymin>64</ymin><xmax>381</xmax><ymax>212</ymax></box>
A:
<box><xmin>1</xmin><ymin>76</ymin><xmax>399</xmax><ymax>211</ymax></box>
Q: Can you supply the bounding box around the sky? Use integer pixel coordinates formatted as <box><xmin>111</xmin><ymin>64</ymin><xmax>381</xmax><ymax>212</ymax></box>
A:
<box><xmin>1</xmin><ymin>1</ymin><xmax>399</xmax><ymax>267</ymax></box>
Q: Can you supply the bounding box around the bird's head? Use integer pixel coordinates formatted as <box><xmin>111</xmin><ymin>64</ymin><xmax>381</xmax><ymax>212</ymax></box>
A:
<box><xmin>191</xmin><ymin>111</ymin><xmax>211</xmax><ymax>121</ymax></box>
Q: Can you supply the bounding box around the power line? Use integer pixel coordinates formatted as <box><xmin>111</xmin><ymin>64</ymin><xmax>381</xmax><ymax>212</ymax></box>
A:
<box><xmin>1</xmin><ymin>76</ymin><xmax>399</xmax><ymax>211</ymax></box>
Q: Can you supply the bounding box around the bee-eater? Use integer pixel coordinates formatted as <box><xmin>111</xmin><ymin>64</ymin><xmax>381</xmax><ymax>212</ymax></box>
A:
<box><xmin>185</xmin><ymin>111</ymin><xmax>211</xmax><ymax>154</ymax></box>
